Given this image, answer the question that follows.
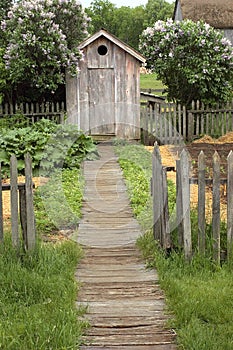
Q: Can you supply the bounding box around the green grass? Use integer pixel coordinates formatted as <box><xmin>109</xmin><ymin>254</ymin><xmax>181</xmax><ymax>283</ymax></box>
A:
<box><xmin>115</xmin><ymin>142</ymin><xmax>233</xmax><ymax>350</ymax></box>
<box><xmin>0</xmin><ymin>236</ymin><xmax>87</xmax><ymax>349</ymax></box>
<box><xmin>140</xmin><ymin>73</ymin><xmax>166</xmax><ymax>92</ymax></box>
<box><xmin>0</xmin><ymin>168</ymin><xmax>87</xmax><ymax>349</ymax></box>
<box><xmin>34</xmin><ymin>168</ymin><xmax>84</xmax><ymax>235</ymax></box>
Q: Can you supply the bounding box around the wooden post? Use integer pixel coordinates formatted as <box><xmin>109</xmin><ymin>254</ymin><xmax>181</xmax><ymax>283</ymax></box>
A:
<box><xmin>162</xmin><ymin>167</ymin><xmax>171</xmax><ymax>250</ymax></box>
<box><xmin>10</xmin><ymin>155</ymin><xmax>20</xmax><ymax>249</ymax></box>
<box><xmin>180</xmin><ymin>149</ymin><xmax>192</xmax><ymax>260</ymax></box>
<box><xmin>187</xmin><ymin>112</ymin><xmax>194</xmax><ymax>142</ymax></box>
<box><xmin>176</xmin><ymin>159</ymin><xmax>184</xmax><ymax>248</ymax></box>
<box><xmin>227</xmin><ymin>151</ymin><xmax>233</xmax><ymax>260</ymax></box>
<box><xmin>25</xmin><ymin>153</ymin><xmax>36</xmax><ymax>250</ymax></box>
<box><xmin>152</xmin><ymin>143</ymin><xmax>163</xmax><ymax>245</ymax></box>
<box><xmin>198</xmin><ymin>151</ymin><xmax>206</xmax><ymax>254</ymax></box>
<box><xmin>0</xmin><ymin>163</ymin><xmax>3</xmax><ymax>242</ymax></box>
<box><xmin>212</xmin><ymin>151</ymin><xmax>220</xmax><ymax>264</ymax></box>
<box><xmin>19</xmin><ymin>188</ymin><xmax>27</xmax><ymax>250</ymax></box>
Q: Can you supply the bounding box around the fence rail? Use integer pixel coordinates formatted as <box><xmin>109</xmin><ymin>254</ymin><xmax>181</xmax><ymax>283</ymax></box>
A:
<box><xmin>152</xmin><ymin>144</ymin><xmax>233</xmax><ymax>262</ymax></box>
<box><xmin>141</xmin><ymin>99</ymin><xmax>233</xmax><ymax>145</ymax></box>
<box><xmin>0</xmin><ymin>154</ymin><xmax>36</xmax><ymax>251</ymax></box>
<box><xmin>0</xmin><ymin>101</ymin><xmax>65</xmax><ymax>124</ymax></box>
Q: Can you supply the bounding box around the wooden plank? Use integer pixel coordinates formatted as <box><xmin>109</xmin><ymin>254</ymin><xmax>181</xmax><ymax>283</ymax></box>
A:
<box><xmin>227</xmin><ymin>151</ymin><xmax>233</xmax><ymax>260</ymax></box>
<box><xmin>10</xmin><ymin>155</ymin><xmax>19</xmax><ymax>249</ymax></box>
<box><xmin>25</xmin><ymin>153</ymin><xmax>36</xmax><ymax>250</ymax></box>
<box><xmin>19</xmin><ymin>188</ymin><xmax>27</xmax><ymax>250</ymax></box>
<box><xmin>198</xmin><ymin>151</ymin><xmax>206</xmax><ymax>254</ymax></box>
<box><xmin>152</xmin><ymin>144</ymin><xmax>163</xmax><ymax>244</ymax></box>
<box><xmin>176</xmin><ymin>160</ymin><xmax>183</xmax><ymax>248</ymax></box>
<box><xmin>81</xmin><ymin>345</ymin><xmax>177</xmax><ymax>350</ymax></box>
<box><xmin>212</xmin><ymin>151</ymin><xmax>220</xmax><ymax>264</ymax></box>
<box><xmin>180</xmin><ymin>149</ymin><xmax>192</xmax><ymax>260</ymax></box>
<box><xmin>0</xmin><ymin>163</ymin><xmax>3</xmax><ymax>241</ymax></box>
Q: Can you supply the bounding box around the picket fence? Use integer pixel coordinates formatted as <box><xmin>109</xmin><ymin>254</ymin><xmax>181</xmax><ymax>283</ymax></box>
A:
<box><xmin>0</xmin><ymin>154</ymin><xmax>36</xmax><ymax>251</ymax></box>
<box><xmin>152</xmin><ymin>144</ymin><xmax>233</xmax><ymax>262</ymax></box>
<box><xmin>0</xmin><ymin>101</ymin><xmax>65</xmax><ymax>124</ymax></box>
<box><xmin>141</xmin><ymin>99</ymin><xmax>233</xmax><ymax>145</ymax></box>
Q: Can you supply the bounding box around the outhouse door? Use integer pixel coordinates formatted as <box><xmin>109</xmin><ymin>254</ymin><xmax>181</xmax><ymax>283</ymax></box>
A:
<box><xmin>88</xmin><ymin>68</ymin><xmax>115</xmax><ymax>135</ymax></box>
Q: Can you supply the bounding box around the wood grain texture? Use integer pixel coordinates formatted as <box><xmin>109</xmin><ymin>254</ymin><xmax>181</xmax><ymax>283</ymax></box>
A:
<box><xmin>75</xmin><ymin>143</ymin><xmax>177</xmax><ymax>349</ymax></box>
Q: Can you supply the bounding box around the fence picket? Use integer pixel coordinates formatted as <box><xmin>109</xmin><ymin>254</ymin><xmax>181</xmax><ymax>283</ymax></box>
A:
<box><xmin>176</xmin><ymin>159</ymin><xmax>184</xmax><ymax>247</ymax></box>
<box><xmin>212</xmin><ymin>151</ymin><xmax>221</xmax><ymax>264</ymax></box>
<box><xmin>152</xmin><ymin>147</ymin><xmax>233</xmax><ymax>262</ymax></box>
<box><xmin>10</xmin><ymin>155</ymin><xmax>20</xmax><ymax>249</ymax></box>
<box><xmin>179</xmin><ymin>149</ymin><xmax>192</xmax><ymax>260</ymax></box>
<box><xmin>25</xmin><ymin>153</ymin><xmax>36</xmax><ymax>251</ymax></box>
<box><xmin>152</xmin><ymin>144</ymin><xmax>164</xmax><ymax>244</ymax></box>
<box><xmin>227</xmin><ymin>151</ymin><xmax>233</xmax><ymax>260</ymax></box>
<box><xmin>0</xmin><ymin>164</ymin><xmax>3</xmax><ymax>242</ymax></box>
<box><xmin>198</xmin><ymin>151</ymin><xmax>206</xmax><ymax>254</ymax></box>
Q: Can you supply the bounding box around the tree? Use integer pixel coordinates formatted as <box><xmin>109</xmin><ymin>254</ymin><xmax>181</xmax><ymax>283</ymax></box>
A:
<box><xmin>114</xmin><ymin>6</ymin><xmax>145</xmax><ymax>50</ymax></box>
<box><xmin>85</xmin><ymin>0</ymin><xmax>117</xmax><ymax>34</ymax></box>
<box><xmin>1</xmin><ymin>0</ymin><xmax>89</xmax><ymax>103</ymax></box>
<box><xmin>140</xmin><ymin>19</ymin><xmax>233</xmax><ymax>106</ymax></box>
<box><xmin>144</xmin><ymin>0</ymin><xmax>174</xmax><ymax>27</ymax></box>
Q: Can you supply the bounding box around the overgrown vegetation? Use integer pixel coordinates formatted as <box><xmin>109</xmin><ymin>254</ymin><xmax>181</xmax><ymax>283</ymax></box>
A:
<box><xmin>0</xmin><ymin>118</ymin><xmax>98</xmax><ymax>175</ymax></box>
<box><xmin>0</xmin><ymin>235</ymin><xmax>87</xmax><ymax>349</ymax></box>
<box><xmin>0</xmin><ymin>117</ymin><xmax>91</xmax><ymax>348</ymax></box>
<box><xmin>34</xmin><ymin>168</ymin><xmax>84</xmax><ymax>235</ymax></box>
<box><xmin>115</xmin><ymin>142</ymin><xmax>233</xmax><ymax>350</ymax></box>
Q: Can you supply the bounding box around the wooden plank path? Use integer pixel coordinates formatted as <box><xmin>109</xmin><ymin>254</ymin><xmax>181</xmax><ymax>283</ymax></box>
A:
<box><xmin>75</xmin><ymin>143</ymin><xmax>176</xmax><ymax>349</ymax></box>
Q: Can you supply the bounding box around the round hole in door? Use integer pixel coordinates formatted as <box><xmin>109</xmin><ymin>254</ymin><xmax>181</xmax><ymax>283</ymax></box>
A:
<box><xmin>97</xmin><ymin>45</ymin><xmax>108</xmax><ymax>56</ymax></box>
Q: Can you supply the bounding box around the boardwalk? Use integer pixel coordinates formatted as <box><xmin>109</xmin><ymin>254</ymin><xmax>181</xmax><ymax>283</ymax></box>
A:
<box><xmin>75</xmin><ymin>143</ymin><xmax>176</xmax><ymax>349</ymax></box>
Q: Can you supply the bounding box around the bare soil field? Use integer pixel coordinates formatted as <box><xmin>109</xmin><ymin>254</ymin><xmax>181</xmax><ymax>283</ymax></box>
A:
<box><xmin>147</xmin><ymin>132</ymin><xmax>233</xmax><ymax>222</ymax></box>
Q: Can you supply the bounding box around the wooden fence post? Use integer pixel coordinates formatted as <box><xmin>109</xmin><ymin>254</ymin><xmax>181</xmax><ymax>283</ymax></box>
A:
<box><xmin>187</xmin><ymin>112</ymin><xmax>194</xmax><ymax>142</ymax></box>
<box><xmin>162</xmin><ymin>167</ymin><xmax>171</xmax><ymax>250</ymax></box>
<box><xmin>176</xmin><ymin>159</ymin><xmax>184</xmax><ymax>248</ymax></box>
<box><xmin>198</xmin><ymin>151</ymin><xmax>206</xmax><ymax>254</ymax></box>
<box><xmin>212</xmin><ymin>151</ymin><xmax>221</xmax><ymax>264</ymax></box>
<box><xmin>25</xmin><ymin>153</ymin><xmax>36</xmax><ymax>251</ymax></box>
<box><xmin>0</xmin><ymin>163</ymin><xmax>3</xmax><ymax>242</ymax></box>
<box><xmin>180</xmin><ymin>149</ymin><xmax>192</xmax><ymax>260</ymax></box>
<box><xmin>152</xmin><ymin>144</ymin><xmax>163</xmax><ymax>245</ymax></box>
<box><xmin>10</xmin><ymin>155</ymin><xmax>20</xmax><ymax>249</ymax></box>
<box><xmin>227</xmin><ymin>151</ymin><xmax>233</xmax><ymax>260</ymax></box>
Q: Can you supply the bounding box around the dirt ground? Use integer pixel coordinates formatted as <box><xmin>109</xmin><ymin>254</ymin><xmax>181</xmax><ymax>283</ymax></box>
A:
<box><xmin>2</xmin><ymin>176</ymin><xmax>48</xmax><ymax>220</ymax></box>
<box><xmin>146</xmin><ymin>131</ymin><xmax>233</xmax><ymax>222</ymax></box>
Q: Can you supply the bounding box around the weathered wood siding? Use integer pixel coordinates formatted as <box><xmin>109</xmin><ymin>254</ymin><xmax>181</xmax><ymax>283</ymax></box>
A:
<box><xmin>66</xmin><ymin>31</ymin><xmax>143</xmax><ymax>139</ymax></box>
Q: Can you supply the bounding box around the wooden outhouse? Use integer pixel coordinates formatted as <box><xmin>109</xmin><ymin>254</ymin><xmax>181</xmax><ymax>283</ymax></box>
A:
<box><xmin>66</xmin><ymin>29</ymin><xmax>145</xmax><ymax>139</ymax></box>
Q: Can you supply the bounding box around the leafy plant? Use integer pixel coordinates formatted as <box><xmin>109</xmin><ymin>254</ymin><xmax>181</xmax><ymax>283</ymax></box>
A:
<box><xmin>140</xmin><ymin>19</ymin><xmax>233</xmax><ymax>107</ymax></box>
<box><xmin>0</xmin><ymin>118</ymin><xmax>98</xmax><ymax>175</ymax></box>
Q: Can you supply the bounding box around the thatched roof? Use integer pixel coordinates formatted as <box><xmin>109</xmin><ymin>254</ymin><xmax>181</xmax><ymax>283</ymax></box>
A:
<box><xmin>174</xmin><ymin>0</ymin><xmax>233</xmax><ymax>28</ymax></box>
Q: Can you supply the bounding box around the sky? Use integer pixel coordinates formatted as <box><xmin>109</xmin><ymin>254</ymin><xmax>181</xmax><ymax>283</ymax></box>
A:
<box><xmin>81</xmin><ymin>0</ymin><xmax>174</xmax><ymax>9</ymax></box>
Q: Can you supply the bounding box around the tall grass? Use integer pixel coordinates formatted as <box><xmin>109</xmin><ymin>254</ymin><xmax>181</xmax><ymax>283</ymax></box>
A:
<box><xmin>0</xmin><ymin>235</ymin><xmax>87</xmax><ymax>349</ymax></box>
<box><xmin>0</xmin><ymin>168</ymin><xmax>87</xmax><ymax>349</ymax></box>
<box><xmin>115</xmin><ymin>142</ymin><xmax>233</xmax><ymax>350</ymax></box>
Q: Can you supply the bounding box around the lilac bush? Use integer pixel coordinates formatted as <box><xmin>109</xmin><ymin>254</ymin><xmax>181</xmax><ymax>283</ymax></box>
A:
<box><xmin>140</xmin><ymin>19</ymin><xmax>233</xmax><ymax>106</ymax></box>
<box><xmin>1</xmin><ymin>0</ymin><xmax>90</xmax><ymax>92</ymax></box>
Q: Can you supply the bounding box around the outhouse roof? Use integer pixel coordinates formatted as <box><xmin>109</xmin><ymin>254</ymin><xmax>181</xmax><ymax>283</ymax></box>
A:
<box><xmin>173</xmin><ymin>0</ymin><xmax>233</xmax><ymax>29</ymax></box>
<box><xmin>79</xmin><ymin>29</ymin><xmax>146</xmax><ymax>63</ymax></box>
